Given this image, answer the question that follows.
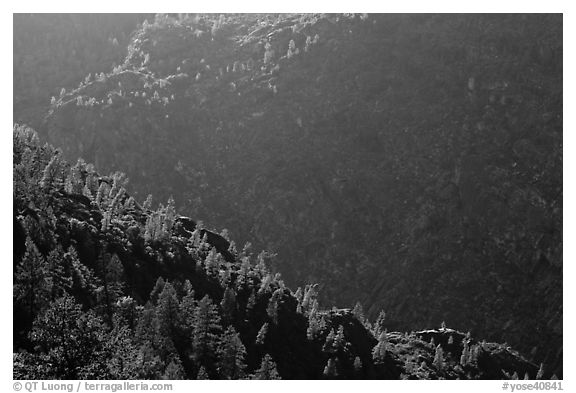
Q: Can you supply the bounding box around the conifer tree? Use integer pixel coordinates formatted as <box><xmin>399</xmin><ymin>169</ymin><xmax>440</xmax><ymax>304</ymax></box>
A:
<box><xmin>155</xmin><ymin>282</ymin><xmax>182</xmax><ymax>349</ymax></box>
<box><xmin>123</xmin><ymin>196</ymin><xmax>135</xmax><ymax>209</ymax></box>
<box><xmin>40</xmin><ymin>154</ymin><xmax>63</xmax><ymax>190</ymax></box>
<box><xmin>372</xmin><ymin>331</ymin><xmax>388</xmax><ymax>362</ymax></box>
<box><xmin>191</xmin><ymin>295</ymin><xmax>222</xmax><ymax>368</ymax></box>
<box><xmin>255</xmin><ymin>322</ymin><xmax>269</xmax><ymax>345</ymax></box>
<box><xmin>105</xmin><ymin>324</ymin><xmax>142</xmax><ymax>379</ymax></box>
<box><xmin>294</xmin><ymin>287</ymin><xmax>303</xmax><ymax>303</ymax></box>
<box><xmin>216</xmin><ymin>326</ymin><xmax>247</xmax><ymax>379</ymax></box>
<box><xmin>163</xmin><ymin>196</ymin><xmax>177</xmax><ymax>234</ymax></box>
<box><xmin>306</xmin><ymin>302</ymin><xmax>321</xmax><ymax>340</ymax></box>
<box><xmin>227</xmin><ymin>238</ymin><xmax>237</xmax><ymax>254</ymax></box>
<box><xmin>259</xmin><ymin>273</ymin><xmax>273</xmax><ymax>294</ymax></box>
<box><xmin>353</xmin><ymin>356</ymin><xmax>363</xmax><ymax>374</ymax></box>
<box><xmin>460</xmin><ymin>340</ymin><xmax>470</xmax><ymax>367</ymax></box>
<box><xmin>236</xmin><ymin>257</ymin><xmax>251</xmax><ymax>289</ymax></box>
<box><xmin>96</xmin><ymin>253</ymin><xmax>124</xmax><ymax>326</ymax></box>
<box><xmin>301</xmin><ymin>284</ymin><xmax>318</xmax><ymax>311</ymax></box>
<box><xmin>305</xmin><ymin>36</ymin><xmax>312</xmax><ymax>52</ymax></box>
<box><xmin>82</xmin><ymin>184</ymin><xmax>93</xmax><ymax>200</ymax></box>
<box><xmin>219</xmin><ymin>268</ymin><xmax>232</xmax><ymax>287</ymax></box>
<box><xmin>287</xmin><ymin>39</ymin><xmax>297</xmax><ymax>58</ymax></box>
<box><xmin>65</xmin><ymin>160</ymin><xmax>84</xmax><ymax>194</ymax></box>
<box><xmin>307</xmin><ymin>318</ymin><xmax>319</xmax><ymax>341</ymax></box>
<box><xmin>109</xmin><ymin>187</ymin><xmax>126</xmax><ymax>213</ymax></box>
<box><xmin>253</xmin><ymin>354</ymin><xmax>281</xmax><ymax>380</ymax></box>
<box><xmin>142</xmin><ymin>194</ymin><xmax>153</xmax><ymax>210</ymax></box>
<box><xmin>196</xmin><ymin>366</ymin><xmax>209</xmax><ymax>379</ymax></box>
<box><xmin>352</xmin><ymin>302</ymin><xmax>365</xmax><ymax>322</ymax></box>
<box><xmin>179</xmin><ymin>286</ymin><xmax>196</xmax><ymax>332</ymax></box>
<box><xmin>323</xmin><ymin>358</ymin><xmax>338</xmax><ymax>378</ymax></box>
<box><xmin>323</xmin><ymin>328</ymin><xmax>336</xmax><ymax>353</ymax></box>
<box><xmin>333</xmin><ymin>325</ymin><xmax>346</xmax><ymax>352</ymax></box>
<box><xmin>204</xmin><ymin>249</ymin><xmax>221</xmax><ymax>277</ymax></box>
<box><xmin>220</xmin><ymin>287</ymin><xmax>237</xmax><ymax>324</ymax></box>
<box><xmin>536</xmin><ymin>363</ymin><xmax>544</xmax><ymax>380</ymax></box>
<box><xmin>295</xmin><ymin>291</ymin><xmax>304</xmax><ymax>314</ymax></box>
<box><xmin>134</xmin><ymin>308</ymin><xmax>158</xmax><ymax>350</ymax></box>
<box><xmin>266</xmin><ymin>288</ymin><xmax>283</xmax><ymax>324</ymax></box>
<box><xmin>468</xmin><ymin>344</ymin><xmax>480</xmax><ymax>365</ymax></box>
<box><xmin>45</xmin><ymin>246</ymin><xmax>72</xmax><ymax>300</ymax></box>
<box><xmin>65</xmin><ymin>245</ymin><xmax>98</xmax><ymax>296</ymax></box>
<box><xmin>14</xmin><ymin>237</ymin><xmax>51</xmax><ymax>319</ymax></box>
<box><xmin>95</xmin><ymin>182</ymin><xmax>109</xmax><ymax>207</ymax></box>
<box><xmin>372</xmin><ymin>310</ymin><xmax>386</xmax><ymax>337</ymax></box>
<box><xmin>318</xmin><ymin>314</ymin><xmax>327</xmax><ymax>332</ymax></box>
<box><xmin>182</xmin><ymin>279</ymin><xmax>194</xmax><ymax>295</ymax></box>
<box><xmin>149</xmin><ymin>277</ymin><xmax>166</xmax><ymax>306</ymax></box>
<box><xmin>144</xmin><ymin>210</ymin><xmax>163</xmax><ymax>243</ymax></box>
<box><xmin>115</xmin><ymin>296</ymin><xmax>138</xmax><ymax>331</ymax></box>
<box><xmin>433</xmin><ymin>344</ymin><xmax>445</xmax><ymax>371</ymax></box>
<box><xmin>163</xmin><ymin>358</ymin><xmax>185</xmax><ymax>380</ymax></box>
<box><xmin>246</xmin><ymin>289</ymin><xmax>256</xmax><ymax>314</ymax></box>
<box><xmin>263</xmin><ymin>42</ymin><xmax>274</xmax><ymax>65</ymax></box>
<box><xmin>101</xmin><ymin>210</ymin><xmax>112</xmax><ymax>232</ymax></box>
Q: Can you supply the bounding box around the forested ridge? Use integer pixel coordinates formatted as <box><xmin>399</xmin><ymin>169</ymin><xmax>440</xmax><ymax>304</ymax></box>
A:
<box><xmin>13</xmin><ymin>125</ymin><xmax>546</xmax><ymax>379</ymax></box>
<box><xmin>13</xmin><ymin>13</ymin><xmax>562</xmax><ymax>378</ymax></box>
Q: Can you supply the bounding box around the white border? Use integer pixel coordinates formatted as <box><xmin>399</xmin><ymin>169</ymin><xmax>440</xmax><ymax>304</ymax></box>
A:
<box><xmin>4</xmin><ymin>2</ymin><xmax>571</xmax><ymax>391</ymax></box>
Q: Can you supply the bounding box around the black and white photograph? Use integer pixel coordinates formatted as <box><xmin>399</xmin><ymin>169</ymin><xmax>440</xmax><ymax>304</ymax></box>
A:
<box><xmin>11</xmin><ymin>9</ymin><xmax>564</xmax><ymax>386</ymax></box>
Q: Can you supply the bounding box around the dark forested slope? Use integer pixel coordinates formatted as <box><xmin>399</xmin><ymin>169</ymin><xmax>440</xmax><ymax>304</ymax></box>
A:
<box><xmin>14</xmin><ymin>14</ymin><xmax>562</xmax><ymax>377</ymax></box>
<box><xmin>13</xmin><ymin>125</ymin><xmax>546</xmax><ymax>379</ymax></box>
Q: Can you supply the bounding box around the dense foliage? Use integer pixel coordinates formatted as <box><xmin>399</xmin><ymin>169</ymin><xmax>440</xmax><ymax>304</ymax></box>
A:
<box><xmin>13</xmin><ymin>126</ymin><xmax>546</xmax><ymax>379</ymax></box>
<box><xmin>14</xmin><ymin>13</ymin><xmax>562</xmax><ymax>377</ymax></box>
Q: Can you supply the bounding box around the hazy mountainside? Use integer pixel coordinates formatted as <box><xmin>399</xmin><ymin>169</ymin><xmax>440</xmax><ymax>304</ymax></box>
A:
<box><xmin>14</xmin><ymin>13</ymin><xmax>562</xmax><ymax>376</ymax></box>
<box><xmin>13</xmin><ymin>14</ymin><xmax>151</xmax><ymax>129</ymax></box>
<box><xmin>13</xmin><ymin>125</ymin><xmax>546</xmax><ymax>379</ymax></box>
